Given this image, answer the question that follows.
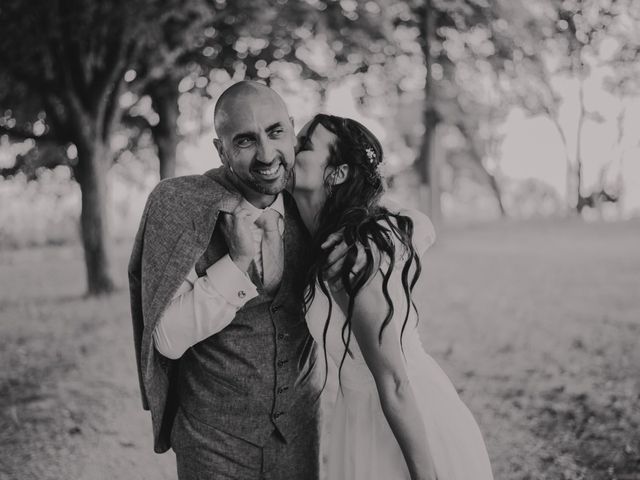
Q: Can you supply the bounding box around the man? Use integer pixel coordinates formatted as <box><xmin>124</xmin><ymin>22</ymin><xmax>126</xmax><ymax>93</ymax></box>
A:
<box><xmin>129</xmin><ymin>81</ymin><xmax>321</xmax><ymax>480</ymax></box>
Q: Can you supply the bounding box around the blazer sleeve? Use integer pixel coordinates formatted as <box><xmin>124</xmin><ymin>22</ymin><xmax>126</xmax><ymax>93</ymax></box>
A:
<box><xmin>129</xmin><ymin>199</ymin><xmax>152</xmax><ymax>410</ymax></box>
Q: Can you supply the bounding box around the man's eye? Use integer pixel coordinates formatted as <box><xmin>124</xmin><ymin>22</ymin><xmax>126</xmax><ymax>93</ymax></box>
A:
<box><xmin>270</xmin><ymin>128</ymin><xmax>284</xmax><ymax>138</ymax></box>
<box><xmin>236</xmin><ymin>138</ymin><xmax>254</xmax><ymax>147</ymax></box>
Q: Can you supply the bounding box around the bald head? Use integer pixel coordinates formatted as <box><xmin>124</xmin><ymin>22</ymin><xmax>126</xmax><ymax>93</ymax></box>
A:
<box><xmin>214</xmin><ymin>81</ymin><xmax>290</xmax><ymax>137</ymax></box>
<box><xmin>212</xmin><ymin>80</ymin><xmax>296</xmax><ymax>208</ymax></box>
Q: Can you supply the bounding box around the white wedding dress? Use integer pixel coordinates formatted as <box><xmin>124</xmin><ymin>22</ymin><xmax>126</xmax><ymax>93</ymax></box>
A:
<box><xmin>307</xmin><ymin>210</ymin><xmax>494</xmax><ymax>480</ymax></box>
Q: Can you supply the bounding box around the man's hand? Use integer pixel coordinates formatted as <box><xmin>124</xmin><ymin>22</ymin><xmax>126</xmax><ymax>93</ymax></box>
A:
<box><xmin>219</xmin><ymin>206</ymin><xmax>257</xmax><ymax>272</ymax></box>
<box><xmin>321</xmin><ymin>231</ymin><xmax>366</xmax><ymax>292</ymax></box>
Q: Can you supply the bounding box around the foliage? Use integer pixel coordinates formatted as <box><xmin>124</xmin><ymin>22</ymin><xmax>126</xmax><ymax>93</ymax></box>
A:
<box><xmin>2</xmin><ymin>0</ymin><xmax>640</xmax><ymax>256</ymax></box>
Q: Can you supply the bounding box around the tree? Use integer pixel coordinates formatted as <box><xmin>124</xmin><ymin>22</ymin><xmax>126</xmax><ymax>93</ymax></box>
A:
<box><xmin>549</xmin><ymin>0</ymin><xmax>618</xmax><ymax>213</ymax></box>
<box><xmin>377</xmin><ymin>0</ymin><xmax>542</xmax><ymax>222</ymax></box>
<box><xmin>0</xmin><ymin>0</ymin><xmax>386</xmax><ymax>297</ymax></box>
<box><xmin>599</xmin><ymin>0</ymin><xmax>640</xmax><ymax>215</ymax></box>
<box><xmin>514</xmin><ymin>0</ymin><xmax>629</xmax><ymax>214</ymax></box>
<box><xmin>0</xmin><ymin>0</ymin><xmax>214</xmax><ymax>294</ymax></box>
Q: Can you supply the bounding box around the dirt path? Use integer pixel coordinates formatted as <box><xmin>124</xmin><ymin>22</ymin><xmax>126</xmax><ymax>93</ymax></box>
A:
<box><xmin>71</xmin><ymin>301</ymin><xmax>177</xmax><ymax>480</ymax></box>
<box><xmin>0</xmin><ymin>246</ymin><xmax>176</xmax><ymax>480</ymax></box>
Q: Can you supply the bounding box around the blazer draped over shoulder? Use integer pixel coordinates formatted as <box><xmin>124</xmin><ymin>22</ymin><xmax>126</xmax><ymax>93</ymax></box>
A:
<box><xmin>129</xmin><ymin>167</ymin><xmax>244</xmax><ymax>452</ymax></box>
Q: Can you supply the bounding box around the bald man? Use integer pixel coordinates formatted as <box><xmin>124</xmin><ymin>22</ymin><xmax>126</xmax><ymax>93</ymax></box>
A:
<box><xmin>130</xmin><ymin>81</ymin><xmax>321</xmax><ymax>479</ymax></box>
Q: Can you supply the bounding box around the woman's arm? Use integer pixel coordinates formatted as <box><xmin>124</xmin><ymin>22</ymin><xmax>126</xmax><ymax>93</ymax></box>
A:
<box><xmin>333</xmin><ymin>272</ymin><xmax>437</xmax><ymax>480</ymax></box>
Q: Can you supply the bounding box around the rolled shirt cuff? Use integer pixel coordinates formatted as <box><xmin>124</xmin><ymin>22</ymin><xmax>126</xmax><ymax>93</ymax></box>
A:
<box><xmin>203</xmin><ymin>254</ymin><xmax>259</xmax><ymax>307</ymax></box>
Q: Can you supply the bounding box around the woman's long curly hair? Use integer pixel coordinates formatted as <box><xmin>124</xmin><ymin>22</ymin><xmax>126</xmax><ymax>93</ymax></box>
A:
<box><xmin>298</xmin><ymin>114</ymin><xmax>422</xmax><ymax>390</ymax></box>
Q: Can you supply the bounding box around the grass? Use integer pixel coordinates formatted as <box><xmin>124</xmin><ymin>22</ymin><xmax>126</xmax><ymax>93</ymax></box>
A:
<box><xmin>0</xmin><ymin>219</ymin><xmax>638</xmax><ymax>479</ymax></box>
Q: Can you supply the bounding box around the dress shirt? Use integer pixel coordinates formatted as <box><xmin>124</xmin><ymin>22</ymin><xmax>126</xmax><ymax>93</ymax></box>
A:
<box><xmin>153</xmin><ymin>194</ymin><xmax>285</xmax><ymax>359</ymax></box>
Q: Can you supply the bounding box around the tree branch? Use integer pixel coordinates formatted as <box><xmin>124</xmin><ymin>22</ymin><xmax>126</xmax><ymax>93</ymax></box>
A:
<box><xmin>134</xmin><ymin>45</ymin><xmax>192</xmax><ymax>93</ymax></box>
<box><xmin>133</xmin><ymin>12</ymin><xmax>215</xmax><ymax>92</ymax></box>
<box><xmin>53</xmin><ymin>1</ymin><xmax>91</xmax><ymax>107</ymax></box>
<box><xmin>91</xmin><ymin>26</ymin><xmax>128</xmax><ymax>114</ymax></box>
<box><xmin>42</xmin><ymin>95</ymin><xmax>71</xmax><ymax>142</ymax></box>
<box><xmin>46</xmin><ymin>16</ymin><xmax>90</xmax><ymax>135</ymax></box>
<box><xmin>102</xmin><ymin>78</ymin><xmax>128</xmax><ymax>142</ymax></box>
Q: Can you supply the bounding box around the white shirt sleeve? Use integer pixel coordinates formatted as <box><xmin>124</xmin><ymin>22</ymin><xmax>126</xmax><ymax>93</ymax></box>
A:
<box><xmin>152</xmin><ymin>254</ymin><xmax>259</xmax><ymax>359</ymax></box>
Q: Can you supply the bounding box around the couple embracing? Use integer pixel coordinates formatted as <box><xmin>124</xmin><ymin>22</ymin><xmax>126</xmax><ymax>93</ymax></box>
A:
<box><xmin>129</xmin><ymin>81</ymin><xmax>493</xmax><ymax>480</ymax></box>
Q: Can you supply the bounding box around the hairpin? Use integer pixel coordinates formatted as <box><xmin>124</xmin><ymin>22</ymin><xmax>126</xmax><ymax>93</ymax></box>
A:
<box><xmin>365</xmin><ymin>147</ymin><xmax>376</xmax><ymax>164</ymax></box>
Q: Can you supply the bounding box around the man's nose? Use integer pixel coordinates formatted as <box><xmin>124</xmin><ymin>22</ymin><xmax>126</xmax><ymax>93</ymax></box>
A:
<box><xmin>256</xmin><ymin>138</ymin><xmax>278</xmax><ymax>164</ymax></box>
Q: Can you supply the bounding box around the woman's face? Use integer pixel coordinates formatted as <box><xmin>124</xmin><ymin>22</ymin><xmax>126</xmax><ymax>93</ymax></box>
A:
<box><xmin>294</xmin><ymin>121</ymin><xmax>336</xmax><ymax>194</ymax></box>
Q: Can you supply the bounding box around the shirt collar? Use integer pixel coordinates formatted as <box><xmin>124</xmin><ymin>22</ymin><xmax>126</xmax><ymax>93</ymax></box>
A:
<box><xmin>240</xmin><ymin>194</ymin><xmax>285</xmax><ymax>221</ymax></box>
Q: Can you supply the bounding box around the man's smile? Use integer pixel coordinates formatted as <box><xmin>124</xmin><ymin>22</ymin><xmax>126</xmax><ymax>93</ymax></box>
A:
<box><xmin>253</xmin><ymin>162</ymin><xmax>284</xmax><ymax>180</ymax></box>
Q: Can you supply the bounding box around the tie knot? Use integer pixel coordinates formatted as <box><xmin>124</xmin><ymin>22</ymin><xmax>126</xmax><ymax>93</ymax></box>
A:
<box><xmin>255</xmin><ymin>208</ymin><xmax>281</xmax><ymax>233</ymax></box>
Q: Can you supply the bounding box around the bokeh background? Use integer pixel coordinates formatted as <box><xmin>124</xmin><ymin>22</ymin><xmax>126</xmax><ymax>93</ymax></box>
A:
<box><xmin>0</xmin><ymin>1</ymin><xmax>639</xmax><ymax>479</ymax></box>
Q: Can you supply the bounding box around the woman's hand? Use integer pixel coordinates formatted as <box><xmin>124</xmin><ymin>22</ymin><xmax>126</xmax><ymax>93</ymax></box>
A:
<box><xmin>320</xmin><ymin>230</ymin><xmax>366</xmax><ymax>291</ymax></box>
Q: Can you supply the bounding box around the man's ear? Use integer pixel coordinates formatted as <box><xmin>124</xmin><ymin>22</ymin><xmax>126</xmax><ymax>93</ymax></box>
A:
<box><xmin>332</xmin><ymin>164</ymin><xmax>349</xmax><ymax>186</ymax></box>
<box><xmin>289</xmin><ymin>116</ymin><xmax>295</xmax><ymax>130</ymax></box>
<box><xmin>213</xmin><ymin>138</ymin><xmax>226</xmax><ymax>166</ymax></box>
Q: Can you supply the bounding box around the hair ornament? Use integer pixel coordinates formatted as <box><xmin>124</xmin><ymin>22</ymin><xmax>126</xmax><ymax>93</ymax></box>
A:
<box><xmin>365</xmin><ymin>147</ymin><xmax>376</xmax><ymax>164</ymax></box>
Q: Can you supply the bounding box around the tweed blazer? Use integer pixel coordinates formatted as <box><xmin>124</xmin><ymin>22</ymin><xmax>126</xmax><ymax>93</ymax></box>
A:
<box><xmin>129</xmin><ymin>166</ymin><xmax>287</xmax><ymax>453</ymax></box>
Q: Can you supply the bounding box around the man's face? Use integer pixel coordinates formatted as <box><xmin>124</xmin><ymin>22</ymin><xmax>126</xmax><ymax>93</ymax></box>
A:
<box><xmin>214</xmin><ymin>91</ymin><xmax>295</xmax><ymax>207</ymax></box>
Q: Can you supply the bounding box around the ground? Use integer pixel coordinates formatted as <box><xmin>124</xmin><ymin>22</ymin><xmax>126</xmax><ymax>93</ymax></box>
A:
<box><xmin>0</xmin><ymin>219</ymin><xmax>638</xmax><ymax>480</ymax></box>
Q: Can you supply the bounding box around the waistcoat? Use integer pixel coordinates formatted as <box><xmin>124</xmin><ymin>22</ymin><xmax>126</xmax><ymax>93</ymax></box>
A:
<box><xmin>176</xmin><ymin>194</ymin><xmax>320</xmax><ymax>445</ymax></box>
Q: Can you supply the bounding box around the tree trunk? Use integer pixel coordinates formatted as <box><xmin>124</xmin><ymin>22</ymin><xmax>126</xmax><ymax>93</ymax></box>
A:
<box><xmin>416</xmin><ymin>121</ymin><xmax>442</xmax><ymax>226</ymax></box>
<box><xmin>575</xmin><ymin>79</ymin><xmax>586</xmax><ymax>214</ymax></box>
<box><xmin>150</xmin><ymin>79</ymin><xmax>180</xmax><ymax>179</ymax></box>
<box><xmin>415</xmin><ymin>0</ymin><xmax>442</xmax><ymax>225</ymax></box>
<box><xmin>75</xmin><ymin>139</ymin><xmax>115</xmax><ymax>295</ymax></box>
<box><xmin>487</xmin><ymin>173</ymin><xmax>506</xmax><ymax>217</ymax></box>
<box><xmin>566</xmin><ymin>157</ymin><xmax>576</xmax><ymax>213</ymax></box>
<box><xmin>549</xmin><ymin>115</ymin><xmax>576</xmax><ymax>215</ymax></box>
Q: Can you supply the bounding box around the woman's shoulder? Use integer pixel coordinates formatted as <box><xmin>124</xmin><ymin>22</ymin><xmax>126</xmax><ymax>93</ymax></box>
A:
<box><xmin>379</xmin><ymin>198</ymin><xmax>436</xmax><ymax>257</ymax></box>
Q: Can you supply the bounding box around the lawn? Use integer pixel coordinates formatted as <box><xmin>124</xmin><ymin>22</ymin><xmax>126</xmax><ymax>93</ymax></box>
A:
<box><xmin>0</xmin><ymin>219</ymin><xmax>638</xmax><ymax>480</ymax></box>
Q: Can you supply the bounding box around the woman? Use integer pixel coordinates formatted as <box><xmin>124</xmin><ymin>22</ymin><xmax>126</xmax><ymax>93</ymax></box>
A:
<box><xmin>292</xmin><ymin>114</ymin><xmax>494</xmax><ymax>480</ymax></box>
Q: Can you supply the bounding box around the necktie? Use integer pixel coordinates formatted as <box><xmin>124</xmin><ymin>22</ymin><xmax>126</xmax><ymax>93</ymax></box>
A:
<box><xmin>255</xmin><ymin>208</ymin><xmax>284</xmax><ymax>293</ymax></box>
